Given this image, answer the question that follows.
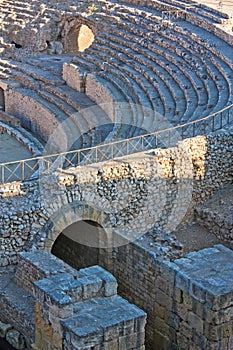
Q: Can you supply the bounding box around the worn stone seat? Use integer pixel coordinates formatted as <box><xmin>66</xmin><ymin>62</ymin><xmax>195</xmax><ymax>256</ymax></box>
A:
<box><xmin>98</xmin><ymin>5</ymin><xmax>232</xmax><ymax>120</ymax></box>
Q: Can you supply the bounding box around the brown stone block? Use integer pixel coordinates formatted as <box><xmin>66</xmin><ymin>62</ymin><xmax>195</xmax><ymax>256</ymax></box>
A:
<box><xmin>176</xmin><ymin>302</ymin><xmax>188</xmax><ymax>321</ymax></box>
<box><xmin>172</xmin><ymin>288</ymin><xmax>182</xmax><ymax>303</ymax></box>
<box><xmin>178</xmin><ymin>320</ymin><xmax>192</xmax><ymax>340</ymax></box>
<box><xmin>52</xmin><ymin>330</ymin><xmax>62</xmax><ymax>348</ymax></box>
<box><xmin>204</xmin><ymin>324</ymin><xmax>221</xmax><ymax>342</ymax></box>
<box><xmin>183</xmin><ymin>293</ymin><xmax>192</xmax><ymax>310</ymax></box>
<box><xmin>153</xmin><ymin>302</ymin><xmax>166</xmax><ymax>320</ymax></box>
<box><xmin>222</xmin><ymin>321</ymin><xmax>232</xmax><ymax>338</ymax></box>
<box><xmin>187</xmin><ymin>311</ymin><xmax>204</xmax><ymax>334</ymax></box>
<box><xmin>155</xmin><ymin>288</ymin><xmax>172</xmax><ymax>309</ymax></box>
<box><xmin>156</xmin><ymin>276</ymin><xmax>168</xmax><ymax>293</ymax></box>
<box><xmin>153</xmin><ymin>330</ymin><xmax>170</xmax><ymax>350</ymax></box>
<box><xmin>154</xmin><ymin>317</ymin><xmax>170</xmax><ymax>337</ymax></box>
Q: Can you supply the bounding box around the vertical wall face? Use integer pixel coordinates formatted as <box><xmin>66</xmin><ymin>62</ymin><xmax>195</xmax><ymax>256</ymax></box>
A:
<box><xmin>100</xmin><ymin>243</ymin><xmax>233</xmax><ymax>350</ymax></box>
<box><xmin>53</xmin><ymin>238</ymin><xmax>233</xmax><ymax>350</ymax></box>
<box><xmin>52</xmin><ymin>233</ymin><xmax>99</xmax><ymax>269</ymax></box>
<box><xmin>62</xmin><ymin>63</ymin><xmax>84</xmax><ymax>92</ymax></box>
<box><xmin>13</xmin><ymin>251</ymin><xmax>146</xmax><ymax>350</ymax></box>
<box><xmin>0</xmin><ymin>87</ymin><xmax>5</xmax><ymax>110</ymax></box>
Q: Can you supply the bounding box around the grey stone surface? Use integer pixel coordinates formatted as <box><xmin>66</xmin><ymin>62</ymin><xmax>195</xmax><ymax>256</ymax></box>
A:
<box><xmin>6</xmin><ymin>329</ymin><xmax>26</xmax><ymax>350</ymax></box>
<box><xmin>172</xmin><ymin>245</ymin><xmax>233</xmax><ymax>301</ymax></box>
<box><xmin>0</xmin><ymin>320</ymin><xmax>12</xmax><ymax>338</ymax></box>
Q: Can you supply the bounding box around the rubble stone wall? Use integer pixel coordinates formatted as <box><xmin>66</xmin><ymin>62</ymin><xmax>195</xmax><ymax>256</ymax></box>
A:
<box><xmin>0</xmin><ymin>131</ymin><xmax>232</xmax><ymax>266</ymax></box>
<box><xmin>195</xmin><ymin>207</ymin><xmax>233</xmax><ymax>242</ymax></box>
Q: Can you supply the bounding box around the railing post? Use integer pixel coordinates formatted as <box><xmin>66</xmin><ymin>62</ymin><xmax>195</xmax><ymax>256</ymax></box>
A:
<box><xmin>0</xmin><ymin>104</ymin><xmax>232</xmax><ymax>185</ymax></box>
<box><xmin>1</xmin><ymin>165</ymin><xmax>4</xmax><ymax>184</ymax></box>
<box><xmin>181</xmin><ymin>126</ymin><xmax>184</xmax><ymax>139</ymax></box>
<box><xmin>22</xmin><ymin>161</ymin><xmax>25</xmax><ymax>181</ymax></box>
<box><xmin>212</xmin><ymin>114</ymin><xmax>215</xmax><ymax>132</ymax></box>
<box><xmin>204</xmin><ymin>119</ymin><xmax>207</xmax><ymax>134</ymax></box>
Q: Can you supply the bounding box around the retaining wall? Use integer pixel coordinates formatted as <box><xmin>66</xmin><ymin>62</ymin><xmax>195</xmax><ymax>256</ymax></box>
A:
<box><xmin>0</xmin><ymin>131</ymin><xmax>232</xmax><ymax>266</ymax></box>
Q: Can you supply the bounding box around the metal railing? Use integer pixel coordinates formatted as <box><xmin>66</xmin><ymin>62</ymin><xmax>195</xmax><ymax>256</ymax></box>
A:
<box><xmin>0</xmin><ymin>104</ymin><xmax>232</xmax><ymax>184</ymax></box>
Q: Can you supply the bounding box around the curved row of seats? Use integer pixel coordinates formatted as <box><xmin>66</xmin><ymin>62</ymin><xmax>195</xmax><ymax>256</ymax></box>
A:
<box><xmin>0</xmin><ymin>0</ymin><xmax>232</xmax><ymax>153</ymax></box>
<box><xmin>69</xmin><ymin>0</ymin><xmax>232</xmax><ymax>140</ymax></box>
<box><xmin>0</xmin><ymin>56</ymin><xmax>114</xmax><ymax>153</ymax></box>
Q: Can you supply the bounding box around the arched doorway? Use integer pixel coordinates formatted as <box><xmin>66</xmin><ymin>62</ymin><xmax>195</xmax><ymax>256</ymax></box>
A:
<box><xmin>77</xmin><ymin>24</ymin><xmax>94</xmax><ymax>52</ymax></box>
<box><xmin>51</xmin><ymin>220</ymin><xmax>106</xmax><ymax>269</ymax></box>
<box><xmin>66</xmin><ymin>23</ymin><xmax>94</xmax><ymax>52</ymax></box>
<box><xmin>0</xmin><ymin>87</ymin><xmax>5</xmax><ymax>111</ymax></box>
<box><xmin>43</xmin><ymin>202</ymin><xmax>115</xmax><ymax>270</ymax></box>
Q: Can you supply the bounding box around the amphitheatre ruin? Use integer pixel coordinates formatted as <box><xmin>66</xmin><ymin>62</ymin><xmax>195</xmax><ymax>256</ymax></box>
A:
<box><xmin>0</xmin><ymin>0</ymin><xmax>232</xmax><ymax>349</ymax></box>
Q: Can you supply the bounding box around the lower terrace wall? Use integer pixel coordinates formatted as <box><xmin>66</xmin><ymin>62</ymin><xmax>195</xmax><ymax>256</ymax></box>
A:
<box><xmin>101</xmin><ymin>243</ymin><xmax>233</xmax><ymax>349</ymax></box>
<box><xmin>51</xmin><ymin>238</ymin><xmax>233</xmax><ymax>349</ymax></box>
<box><xmin>0</xmin><ymin>131</ymin><xmax>232</xmax><ymax>266</ymax></box>
<box><xmin>4</xmin><ymin>89</ymin><xmax>67</xmax><ymax>151</ymax></box>
<box><xmin>1</xmin><ymin>239</ymin><xmax>233</xmax><ymax>349</ymax></box>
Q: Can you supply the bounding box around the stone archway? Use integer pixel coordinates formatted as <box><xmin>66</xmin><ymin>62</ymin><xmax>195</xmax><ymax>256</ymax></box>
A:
<box><xmin>65</xmin><ymin>23</ymin><xmax>94</xmax><ymax>52</ymax></box>
<box><xmin>51</xmin><ymin>220</ymin><xmax>105</xmax><ymax>269</ymax></box>
<box><xmin>43</xmin><ymin>202</ymin><xmax>114</xmax><ymax>268</ymax></box>
<box><xmin>0</xmin><ymin>87</ymin><xmax>5</xmax><ymax>111</ymax></box>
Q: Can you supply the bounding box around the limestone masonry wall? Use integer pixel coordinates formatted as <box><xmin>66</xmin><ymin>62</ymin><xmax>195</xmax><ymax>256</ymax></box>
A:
<box><xmin>48</xmin><ymin>220</ymin><xmax>233</xmax><ymax>348</ymax></box>
<box><xmin>5</xmin><ymin>89</ymin><xmax>67</xmax><ymax>151</ymax></box>
<box><xmin>85</xmin><ymin>73</ymin><xmax>116</xmax><ymax>122</ymax></box>
<box><xmin>99</xmin><ymin>242</ymin><xmax>233</xmax><ymax>349</ymax></box>
<box><xmin>62</xmin><ymin>63</ymin><xmax>84</xmax><ymax>92</ymax></box>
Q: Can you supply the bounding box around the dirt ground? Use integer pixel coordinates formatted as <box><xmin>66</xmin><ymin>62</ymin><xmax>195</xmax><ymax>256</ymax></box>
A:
<box><xmin>175</xmin><ymin>184</ymin><xmax>233</xmax><ymax>254</ymax></box>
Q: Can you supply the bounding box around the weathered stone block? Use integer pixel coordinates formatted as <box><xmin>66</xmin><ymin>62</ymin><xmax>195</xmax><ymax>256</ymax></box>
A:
<box><xmin>187</xmin><ymin>311</ymin><xmax>204</xmax><ymax>334</ymax></box>
<box><xmin>118</xmin><ymin>333</ymin><xmax>138</xmax><ymax>348</ymax></box>
<box><xmin>153</xmin><ymin>329</ymin><xmax>170</xmax><ymax>350</ymax></box>
<box><xmin>155</xmin><ymin>288</ymin><xmax>172</xmax><ymax>309</ymax></box>
<box><xmin>79</xmin><ymin>275</ymin><xmax>103</xmax><ymax>300</ymax></box>
<box><xmin>0</xmin><ymin>320</ymin><xmax>12</xmax><ymax>338</ymax></box>
<box><xmin>6</xmin><ymin>329</ymin><xmax>26</xmax><ymax>350</ymax></box>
